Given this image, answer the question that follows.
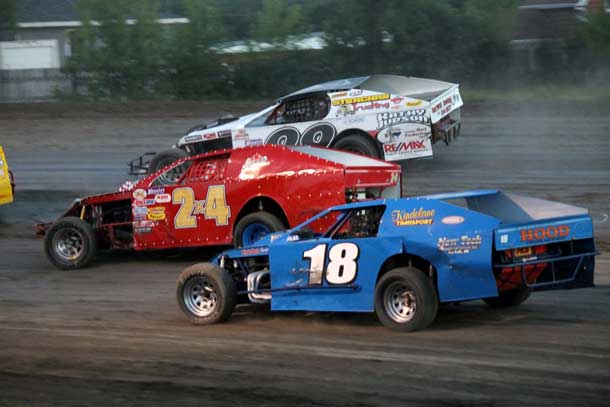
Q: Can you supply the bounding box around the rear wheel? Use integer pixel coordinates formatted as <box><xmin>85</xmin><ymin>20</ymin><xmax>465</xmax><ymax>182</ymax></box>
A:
<box><xmin>149</xmin><ymin>148</ymin><xmax>189</xmax><ymax>183</ymax></box>
<box><xmin>233</xmin><ymin>211</ymin><xmax>286</xmax><ymax>247</ymax></box>
<box><xmin>375</xmin><ymin>267</ymin><xmax>438</xmax><ymax>332</ymax></box>
<box><xmin>176</xmin><ymin>263</ymin><xmax>237</xmax><ymax>325</ymax></box>
<box><xmin>44</xmin><ymin>216</ymin><xmax>97</xmax><ymax>270</ymax></box>
<box><xmin>484</xmin><ymin>287</ymin><xmax>531</xmax><ymax>308</ymax></box>
<box><xmin>332</xmin><ymin>134</ymin><xmax>380</xmax><ymax>159</ymax></box>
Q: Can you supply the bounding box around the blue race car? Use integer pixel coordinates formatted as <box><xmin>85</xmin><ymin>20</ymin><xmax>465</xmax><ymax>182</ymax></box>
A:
<box><xmin>176</xmin><ymin>190</ymin><xmax>597</xmax><ymax>332</ymax></box>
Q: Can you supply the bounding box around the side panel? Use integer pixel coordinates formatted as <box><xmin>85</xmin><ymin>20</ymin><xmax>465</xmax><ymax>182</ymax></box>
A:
<box><xmin>379</xmin><ymin>198</ymin><xmax>501</xmax><ymax>302</ymax></box>
<box><xmin>269</xmin><ymin>236</ymin><xmax>403</xmax><ymax>312</ymax></box>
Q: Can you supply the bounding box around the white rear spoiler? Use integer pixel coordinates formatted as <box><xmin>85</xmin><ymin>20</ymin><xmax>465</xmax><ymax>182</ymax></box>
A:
<box><xmin>429</xmin><ymin>85</ymin><xmax>463</xmax><ymax>124</ymax></box>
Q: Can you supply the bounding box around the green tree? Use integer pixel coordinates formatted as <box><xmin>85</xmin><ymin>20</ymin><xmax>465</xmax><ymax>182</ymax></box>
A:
<box><xmin>255</xmin><ymin>0</ymin><xmax>303</xmax><ymax>45</ymax></box>
<box><xmin>0</xmin><ymin>0</ymin><xmax>17</xmax><ymax>40</ymax></box>
<box><xmin>68</xmin><ymin>0</ymin><xmax>164</xmax><ymax>97</ymax></box>
<box><xmin>166</xmin><ymin>0</ymin><xmax>224</xmax><ymax>98</ymax></box>
<box><xmin>582</xmin><ymin>10</ymin><xmax>610</xmax><ymax>64</ymax></box>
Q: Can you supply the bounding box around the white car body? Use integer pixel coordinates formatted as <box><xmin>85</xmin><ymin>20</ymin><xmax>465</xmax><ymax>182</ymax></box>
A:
<box><xmin>178</xmin><ymin>75</ymin><xmax>463</xmax><ymax>162</ymax></box>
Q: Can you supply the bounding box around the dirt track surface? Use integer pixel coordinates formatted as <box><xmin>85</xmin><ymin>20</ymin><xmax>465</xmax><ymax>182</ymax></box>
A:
<box><xmin>1</xmin><ymin>100</ymin><xmax>609</xmax><ymax>406</ymax></box>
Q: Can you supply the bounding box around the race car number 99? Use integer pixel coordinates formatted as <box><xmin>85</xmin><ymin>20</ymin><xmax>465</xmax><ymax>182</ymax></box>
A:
<box><xmin>302</xmin><ymin>243</ymin><xmax>359</xmax><ymax>285</ymax></box>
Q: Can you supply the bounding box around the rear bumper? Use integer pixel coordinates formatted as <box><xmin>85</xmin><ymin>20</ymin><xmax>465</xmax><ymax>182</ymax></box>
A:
<box><xmin>128</xmin><ymin>152</ymin><xmax>156</xmax><ymax>176</ymax></box>
<box><xmin>494</xmin><ymin>250</ymin><xmax>598</xmax><ymax>290</ymax></box>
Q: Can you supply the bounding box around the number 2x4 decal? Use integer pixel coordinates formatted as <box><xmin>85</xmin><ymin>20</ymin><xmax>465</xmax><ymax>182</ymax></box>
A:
<box><xmin>265</xmin><ymin>123</ymin><xmax>336</xmax><ymax>147</ymax></box>
<box><xmin>302</xmin><ymin>242</ymin><xmax>360</xmax><ymax>285</ymax></box>
<box><xmin>172</xmin><ymin>185</ymin><xmax>231</xmax><ymax>229</ymax></box>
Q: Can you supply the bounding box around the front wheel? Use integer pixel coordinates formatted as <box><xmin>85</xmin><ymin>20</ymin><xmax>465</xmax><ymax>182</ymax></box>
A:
<box><xmin>484</xmin><ymin>287</ymin><xmax>531</xmax><ymax>308</ymax></box>
<box><xmin>233</xmin><ymin>211</ymin><xmax>286</xmax><ymax>247</ymax></box>
<box><xmin>176</xmin><ymin>263</ymin><xmax>237</xmax><ymax>325</ymax></box>
<box><xmin>44</xmin><ymin>216</ymin><xmax>97</xmax><ymax>270</ymax></box>
<box><xmin>374</xmin><ymin>267</ymin><xmax>439</xmax><ymax>332</ymax></box>
<box><xmin>332</xmin><ymin>134</ymin><xmax>380</xmax><ymax>159</ymax></box>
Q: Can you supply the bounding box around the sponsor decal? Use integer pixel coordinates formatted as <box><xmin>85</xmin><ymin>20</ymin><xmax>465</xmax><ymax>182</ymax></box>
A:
<box><xmin>144</xmin><ymin>198</ymin><xmax>156</xmax><ymax>206</ymax></box>
<box><xmin>240</xmin><ymin>247</ymin><xmax>269</xmax><ymax>256</ymax></box>
<box><xmin>392</xmin><ymin>208</ymin><xmax>435</xmax><ymax>226</ymax></box>
<box><xmin>147</xmin><ymin>206</ymin><xmax>166</xmax><ymax>221</ymax></box>
<box><xmin>287</xmin><ymin>235</ymin><xmax>300</xmax><ymax>242</ymax></box>
<box><xmin>391</xmin><ymin>96</ymin><xmax>404</xmax><ymax>104</ymax></box>
<box><xmin>335</xmin><ymin>101</ymin><xmax>391</xmax><ymax>117</ymax></box>
<box><xmin>245</xmin><ymin>139</ymin><xmax>263</xmax><ymax>146</ymax></box>
<box><xmin>442</xmin><ymin>216</ymin><xmax>464</xmax><ymax>225</ymax></box>
<box><xmin>270</xmin><ymin>232</ymin><xmax>283</xmax><ymax>242</ymax></box>
<box><xmin>134</xmin><ymin>227</ymin><xmax>152</xmax><ymax>234</ymax></box>
<box><xmin>383</xmin><ymin>140</ymin><xmax>428</xmax><ymax>154</ymax></box>
<box><xmin>438</xmin><ymin>234</ymin><xmax>482</xmax><ymax>254</ymax></box>
<box><xmin>329</xmin><ymin>91</ymin><xmax>347</xmax><ymax>98</ymax></box>
<box><xmin>133</xmin><ymin>199</ymin><xmax>146</xmax><ymax>207</ymax></box>
<box><xmin>377</xmin><ymin>110</ymin><xmax>428</xmax><ymax>128</ymax></box>
<box><xmin>133</xmin><ymin>220</ymin><xmax>155</xmax><ymax>227</ymax></box>
<box><xmin>234</xmin><ymin>129</ymin><xmax>249</xmax><ymax>140</ymax></box>
<box><xmin>377</xmin><ymin>123</ymin><xmax>430</xmax><ymax>144</ymax></box>
<box><xmin>340</xmin><ymin>115</ymin><xmax>366</xmax><ymax>125</ymax></box>
<box><xmin>431</xmin><ymin>92</ymin><xmax>460</xmax><ymax>119</ymax></box>
<box><xmin>520</xmin><ymin>225</ymin><xmax>570</xmax><ymax>242</ymax></box>
<box><xmin>332</xmin><ymin>93</ymin><xmax>390</xmax><ymax>106</ymax></box>
<box><xmin>202</xmin><ymin>132</ymin><xmax>218</xmax><ymax>140</ymax></box>
<box><xmin>406</xmin><ymin>100</ymin><xmax>423</xmax><ymax>107</ymax></box>
<box><xmin>348</xmin><ymin>89</ymin><xmax>363</xmax><ymax>96</ymax></box>
<box><xmin>240</xmin><ymin>153</ymin><xmax>269</xmax><ymax>180</ymax></box>
<box><xmin>132</xmin><ymin>188</ymin><xmax>147</xmax><ymax>201</ymax></box>
<box><xmin>147</xmin><ymin>187</ymin><xmax>165</xmax><ymax>196</ymax></box>
<box><xmin>218</xmin><ymin>130</ymin><xmax>232</xmax><ymax>138</ymax></box>
<box><xmin>155</xmin><ymin>193</ymin><xmax>171</xmax><ymax>204</ymax></box>
<box><xmin>133</xmin><ymin>213</ymin><xmax>147</xmax><ymax>221</ymax></box>
<box><xmin>132</xmin><ymin>206</ymin><xmax>148</xmax><ymax>216</ymax></box>
<box><xmin>184</xmin><ymin>134</ymin><xmax>202</xmax><ymax>143</ymax></box>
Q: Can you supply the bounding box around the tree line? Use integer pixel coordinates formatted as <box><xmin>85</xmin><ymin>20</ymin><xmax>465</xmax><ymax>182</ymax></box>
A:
<box><xmin>58</xmin><ymin>0</ymin><xmax>610</xmax><ymax>99</ymax></box>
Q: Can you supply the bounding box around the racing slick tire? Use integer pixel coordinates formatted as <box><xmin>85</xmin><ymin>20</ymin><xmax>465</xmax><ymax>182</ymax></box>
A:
<box><xmin>148</xmin><ymin>148</ymin><xmax>189</xmax><ymax>181</ymax></box>
<box><xmin>332</xmin><ymin>134</ymin><xmax>381</xmax><ymax>159</ymax></box>
<box><xmin>233</xmin><ymin>211</ymin><xmax>286</xmax><ymax>247</ymax></box>
<box><xmin>177</xmin><ymin>263</ymin><xmax>237</xmax><ymax>325</ymax></box>
<box><xmin>374</xmin><ymin>267</ymin><xmax>439</xmax><ymax>332</ymax></box>
<box><xmin>483</xmin><ymin>287</ymin><xmax>532</xmax><ymax>308</ymax></box>
<box><xmin>44</xmin><ymin>216</ymin><xmax>97</xmax><ymax>270</ymax></box>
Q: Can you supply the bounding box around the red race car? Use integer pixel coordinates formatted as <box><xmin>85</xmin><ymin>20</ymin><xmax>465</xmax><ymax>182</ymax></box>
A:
<box><xmin>38</xmin><ymin>145</ymin><xmax>401</xmax><ymax>270</ymax></box>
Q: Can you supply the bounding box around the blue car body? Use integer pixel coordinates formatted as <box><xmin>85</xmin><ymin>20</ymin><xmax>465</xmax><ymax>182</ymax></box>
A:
<box><xmin>210</xmin><ymin>190</ymin><xmax>596</xmax><ymax>312</ymax></box>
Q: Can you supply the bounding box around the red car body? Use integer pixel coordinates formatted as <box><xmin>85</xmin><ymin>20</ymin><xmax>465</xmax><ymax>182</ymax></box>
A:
<box><xmin>39</xmin><ymin>145</ymin><xmax>401</xmax><ymax>269</ymax></box>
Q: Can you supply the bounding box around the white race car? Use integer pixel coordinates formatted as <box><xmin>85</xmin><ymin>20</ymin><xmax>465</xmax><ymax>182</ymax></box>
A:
<box><xmin>130</xmin><ymin>75</ymin><xmax>463</xmax><ymax>177</ymax></box>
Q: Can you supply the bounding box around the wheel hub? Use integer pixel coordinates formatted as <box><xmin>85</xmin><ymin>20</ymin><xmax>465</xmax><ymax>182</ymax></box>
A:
<box><xmin>184</xmin><ymin>277</ymin><xmax>217</xmax><ymax>317</ymax></box>
<box><xmin>384</xmin><ymin>281</ymin><xmax>417</xmax><ymax>323</ymax></box>
<box><xmin>53</xmin><ymin>228</ymin><xmax>84</xmax><ymax>261</ymax></box>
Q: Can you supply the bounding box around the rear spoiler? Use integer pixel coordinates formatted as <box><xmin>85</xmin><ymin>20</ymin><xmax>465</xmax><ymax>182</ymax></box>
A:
<box><xmin>429</xmin><ymin>85</ymin><xmax>463</xmax><ymax>124</ymax></box>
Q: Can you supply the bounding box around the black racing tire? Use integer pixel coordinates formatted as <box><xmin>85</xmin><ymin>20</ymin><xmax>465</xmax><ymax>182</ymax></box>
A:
<box><xmin>484</xmin><ymin>287</ymin><xmax>532</xmax><ymax>308</ymax></box>
<box><xmin>44</xmin><ymin>216</ymin><xmax>97</xmax><ymax>270</ymax></box>
<box><xmin>148</xmin><ymin>148</ymin><xmax>189</xmax><ymax>175</ymax></box>
<box><xmin>176</xmin><ymin>263</ymin><xmax>237</xmax><ymax>325</ymax></box>
<box><xmin>332</xmin><ymin>134</ymin><xmax>381</xmax><ymax>159</ymax></box>
<box><xmin>233</xmin><ymin>211</ymin><xmax>286</xmax><ymax>247</ymax></box>
<box><xmin>375</xmin><ymin>267</ymin><xmax>439</xmax><ymax>332</ymax></box>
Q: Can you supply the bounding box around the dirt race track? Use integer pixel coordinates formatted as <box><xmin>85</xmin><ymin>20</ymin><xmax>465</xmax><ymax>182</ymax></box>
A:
<box><xmin>0</xmin><ymin>100</ymin><xmax>609</xmax><ymax>406</ymax></box>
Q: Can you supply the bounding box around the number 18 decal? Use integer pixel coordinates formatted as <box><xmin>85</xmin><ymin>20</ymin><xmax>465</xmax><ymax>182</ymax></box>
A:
<box><xmin>302</xmin><ymin>243</ymin><xmax>359</xmax><ymax>285</ymax></box>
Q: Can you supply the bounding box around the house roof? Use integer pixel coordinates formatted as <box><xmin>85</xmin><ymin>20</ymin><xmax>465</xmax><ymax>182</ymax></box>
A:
<box><xmin>513</xmin><ymin>0</ymin><xmax>587</xmax><ymax>40</ymax></box>
<box><xmin>16</xmin><ymin>0</ymin><xmax>186</xmax><ymax>26</ymax></box>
